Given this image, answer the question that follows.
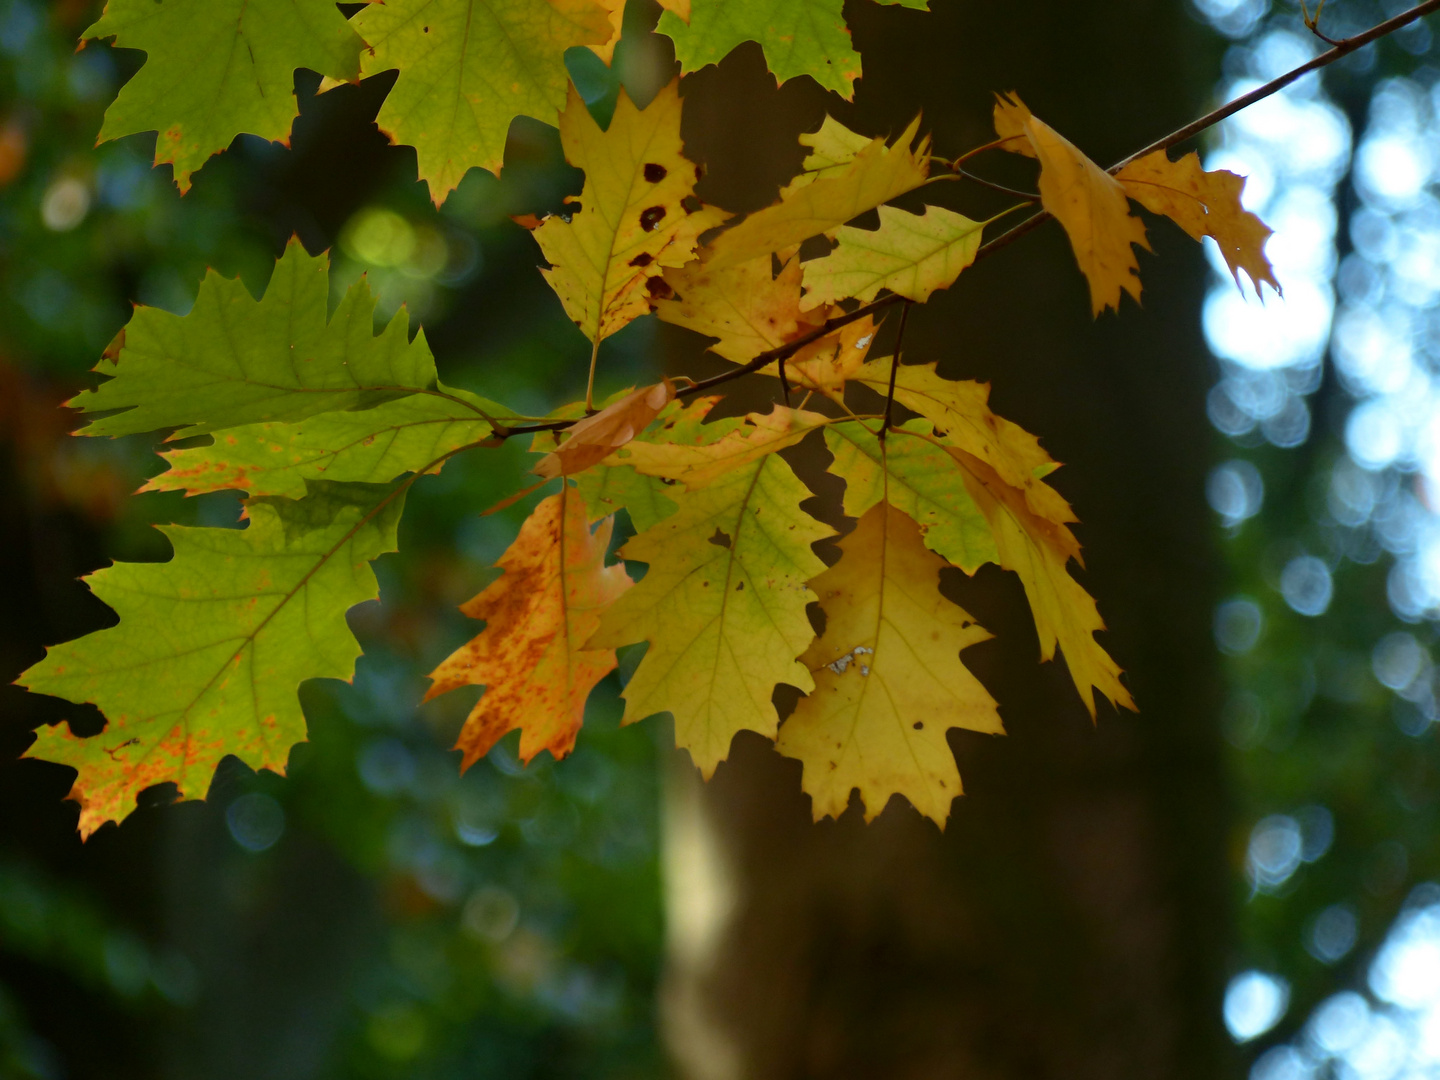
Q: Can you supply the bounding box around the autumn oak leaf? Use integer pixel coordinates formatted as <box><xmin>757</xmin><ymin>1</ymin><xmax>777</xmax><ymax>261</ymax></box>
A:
<box><xmin>1116</xmin><ymin>149</ymin><xmax>1280</xmax><ymax>297</ymax></box>
<box><xmin>84</xmin><ymin>0</ymin><xmax>365</xmax><ymax>192</ymax></box>
<box><xmin>994</xmin><ymin>92</ymin><xmax>1150</xmax><ymax>316</ymax></box>
<box><xmin>426</xmin><ymin>485</ymin><xmax>632</xmax><ymax>769</ymax></box>
<box><xmin>777</xmin><ymin>502</ymin><xmax>1001</xmax><ymax>826</ymax></box>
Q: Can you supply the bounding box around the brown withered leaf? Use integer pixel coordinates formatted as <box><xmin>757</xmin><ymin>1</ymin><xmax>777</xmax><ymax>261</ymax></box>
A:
<box><xmin>534</xmin><ymin>380</ymin><xmax>675</xmax><ymax>479</ymax></box>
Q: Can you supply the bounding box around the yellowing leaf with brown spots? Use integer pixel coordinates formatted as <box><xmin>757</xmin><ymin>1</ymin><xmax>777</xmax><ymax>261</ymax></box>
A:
<box><xmin>18</xmin><ymin>482</ymin><xmax>404</xmax><ymax>837</ymax></box>
<box><xmin>531</xmin><ymin>80</ymin><xmax>727</xmax><ymax>345</ymax></box>
<box><xmin>588</xmin><ymin>438</ymin><xmax>833</xmax><ymax>776</ymax></box>
<box><xmin>994</xmin><ymin>92</ymin><xmax>1150</xmax><ymax>315</ymax></box>
<box><xmin>706</xmin><ymin>115</ymin><xmax>930</xmax><ymax>270</ymax></box>
<box><xmin>534</xmin><ymin>380</ymin><xmax>675</xmax><ymax>479</ymax></box>
<box><xmin>352</xmin><ymin>0</ymin><xmax>614</xmax><ymax>201</ymax></box>
<box><xmin>1116</xmin><ymin>149</ymin><xmax>1280</xmax><ymax>296</ymax></box>
<box><xmin>426</xmin><ymin>485</ymin><xmax>632</xmax><ymax>769</ymax></box>
<box><xmin>777</xmin><ymin>502</ymin><xmax>1001</xmax><ymax>826</ymax></box>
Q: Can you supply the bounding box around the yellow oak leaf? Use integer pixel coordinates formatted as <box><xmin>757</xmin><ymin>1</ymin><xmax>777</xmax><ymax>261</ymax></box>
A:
<box><xmin>534</xmin><ymin>380</ymin><xmax>675</xmax><ymax>479</ymax></box>
<box><xmin>587</xmin><ymin>447</ymin><xmax>833</xmax><ymax>776</ymax></box>
<box><xmin>426</xmin><ymin>485</ymin><xmax>632</xmax><ymax>768</ymax></box>
<box><xmin>851</xmin><ymin>359</ymin><xmax>1074</xmax><ymax>525</ymax></box>
<box><xmin>1116</xmin><ymin>149</ymin><xmax>1280</xmax><ymax>296</ymax></box>
<box><xmin>946</xmin><ymin>444</ymin><xmax>1133</xmax><ymax>718</ymax></box>
<box><xmin>705</xmin><ymin>115</ymin><xmax>930</xmax><ymax>270</ymax></box>
<box><xmin>779</xmin><ymin>115</ymin><xmax>877</xmax><ymax>197</ymax></box>
<box><xmin>800</xmin><ymin>203</ymin><xmax>984</xmax><ymax>308</ymax></box>
<box><xmin>656</xmin><ymin>243</ymin><xmax>825</xmax><ymax>363</ymax></box>
<box><xmin>994</xmin><ymin>92</ymin><xmax>1150</xmax><ymax>316</ymax></box>
<box><xmin>776</xmin><ymin>502</ymin><xmax>1001</xmax><ymax>826</ymax></box>
<box><xmin>353</xmin><ymin>0</ymin><xmax>614</xmax><ymax>201</ymax></box>
<box><xmin>531</xmin><ymin>80</ymin><xmax>728</xmax><ymax>344</ymax></box>
<box><xmin>614</xmin><ymin>404</ymin><xmax>832</xmax><ymax>489</ymax></box>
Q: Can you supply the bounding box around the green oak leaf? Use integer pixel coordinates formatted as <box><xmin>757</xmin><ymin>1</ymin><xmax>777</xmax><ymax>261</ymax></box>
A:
<box><xmin>20</xmin><ymin>481</ymin><xmax>405</xmax><ymax>837</ymax></box>
<box><xmin>352</xmin><ymin>0</ymin><xmax>614</xmax><ymax>202</ymax></box>
<box><xmin>71</xmin><ymin>241</ymin><xmax>468</xmax><ymax>439</ymax></box>
<box><xmin>656</xmin><ymin>0</ymin><xmax>929</xmax><ymax>99</ymax></box>
<box><xmin>145</xmin><ymin>394</ymin><xmax>505</xmax><ymax>498</ymax></box>
<box><xmin>824</xmin><ymin>419</ymin><xmax>997</xmax><ymax>573</ymax></box>
<box><xmin>84</xmin><ymin>0</ymin><xmax>365</xmax><ymax>192</ymax></box>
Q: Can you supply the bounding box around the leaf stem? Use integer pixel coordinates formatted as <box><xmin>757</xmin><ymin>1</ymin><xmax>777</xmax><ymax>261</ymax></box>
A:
<box><xmin>584</xmin><ymin>338</ymin><xmax>601</xmax><ymax>414</ymax></box>
<box><xmin>879</xmin><ymin>301</ymin><xmax>912</xmax><ymax>444</ymax></box>
<box><xmin>952</xmin><ymin>168</ymin><xmax>1039</xmax><ymax>201</ymax></box>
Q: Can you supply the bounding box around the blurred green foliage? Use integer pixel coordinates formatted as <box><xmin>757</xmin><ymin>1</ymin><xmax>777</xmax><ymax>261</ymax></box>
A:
<box><xmin>0</xmin><ymin>1</ymin><xmax>674</xmax><ymax>1076</ymax></box>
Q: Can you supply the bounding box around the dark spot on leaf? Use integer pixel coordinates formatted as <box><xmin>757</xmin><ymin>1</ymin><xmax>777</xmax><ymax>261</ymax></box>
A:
<box><xmin>646</xmin><ymin>276</ymin><xmax>673</xmax><ymax>300</ymax></box>
<box><xmin>736</xmin><ymin>581</ymin><xmax>744</xmax><ymax>591</ymax></box>
<box><xmin>643</xmin><ymin>162</ymin><xmax>667</xmax><ymax>183</ymax></box>
<box><xmin>913</xmin><ymin>721</ymin><xmax>924</xmax><ymax>730</ymax></box>
<box><xmin>659</xmin><ymin>477</ymin><xmax>677</xmax><ymax>486</ymax></box>
<box><xmin>629</xmin><ymin>252</ymin><xmax>653</xmax><ymax>267</ymax></box>
<box><xmin>423</xmin><ymin>25</ymin><xmax>429</xmax><ymax>31</ymax></box>
<box><xmin>639</xmin><ymin>205</ymin><xmax>666</xmax><ymax>231</ymax></box>
<box><xmin>681</xmin><ymin>195</ymin><xmax>703</xmax><ymax>214</ymax></box>
<box><xmin>694</xmin><ymin>163</ymin><xmax>704</xmax><ymax>181</ymax></box>
<box><xmin>708</xmin><ymin>528</ymin><xmax>732</xmax><ymax>549</ymax></box>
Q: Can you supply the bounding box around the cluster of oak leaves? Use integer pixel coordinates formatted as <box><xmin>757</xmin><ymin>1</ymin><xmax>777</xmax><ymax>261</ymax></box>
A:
<box><xmin>21</xmin><ymin>17</ymin><xmax>1282</xmax><ymax>837</ymax></box>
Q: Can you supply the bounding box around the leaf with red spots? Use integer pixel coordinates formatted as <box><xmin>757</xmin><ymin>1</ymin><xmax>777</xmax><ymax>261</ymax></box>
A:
<box><xmin>19</xmin><ymin>482</ymin><xmax>405</xmax><ymax>837</ymax></box>
<box><xmin>426</xmin><ymin>485</ymin><xmax>632</xmax><ymax>768</ymax></box>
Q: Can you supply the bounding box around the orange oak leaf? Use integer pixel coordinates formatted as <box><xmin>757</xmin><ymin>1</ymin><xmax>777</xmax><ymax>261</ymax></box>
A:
<box><xmin>994</xmin><ymin>92</ymin><xmax>1150</xmax><ymax>316</ymax></box>
<box><xmin>426</xmin><ymin>485</ymin><xmax>632</xmax><ymax>769</ymax></box>
<box><xmin>1116</xmin><ymin>149</ymin><xmax>1280</xmax><ymax>297</ymax></box>
<box><xmin>534</xmin><ymin>380</ymin><xmax>675</xmax><ymax>479</ymax></box>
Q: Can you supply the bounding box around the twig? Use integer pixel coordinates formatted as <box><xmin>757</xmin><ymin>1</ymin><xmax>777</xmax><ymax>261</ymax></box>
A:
<box><xmin>953</xmin><ymin>167</ymin><xmax>1040</xmax><ymax>201</ymax></box>
<box><xmin>879</xmin><ymin>301</ymin><xmax>912</xmax><ymax>444</ymax></box>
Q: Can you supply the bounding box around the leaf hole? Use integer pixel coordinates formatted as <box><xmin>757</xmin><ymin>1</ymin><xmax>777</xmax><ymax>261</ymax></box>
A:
<box><xmin>707</xmin><ymin>528</ymin><xmax>732</xmax><ymax>549</ymax></box>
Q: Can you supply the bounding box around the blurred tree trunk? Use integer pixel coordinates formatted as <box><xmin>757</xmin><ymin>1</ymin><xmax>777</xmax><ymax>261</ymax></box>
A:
<box><xmin>658</xmin><ymin>3</ymin><xmax>1238</xmax><ymax>1078</ymax></box>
